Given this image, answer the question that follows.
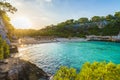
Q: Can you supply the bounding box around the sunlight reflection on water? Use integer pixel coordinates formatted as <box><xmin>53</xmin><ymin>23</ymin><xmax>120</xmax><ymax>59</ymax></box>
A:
<box><xmin>17</xmin><ymin>41</ymin><xmax>120</xmax><ymax>74</ymax></box>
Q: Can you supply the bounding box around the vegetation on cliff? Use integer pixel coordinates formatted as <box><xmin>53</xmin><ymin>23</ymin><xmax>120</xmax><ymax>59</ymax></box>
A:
<box><xmin>0</xmin><ymin>1</ymin><xmax>17</xmax><ymax>40</ymax></box>
<box><xmin>53</xmin><ymin>62</ymin><xmax>120</xmax><ymax>80</ymax></box>
<box><xmin>0</xmin><ymin>2</ymin><xmax>17</xmax><ymax>59</ymax></box>
<box><xmin>0</xmin><ymin>36</ymin><xmax>9</xmax><ymax>59</ymax></box>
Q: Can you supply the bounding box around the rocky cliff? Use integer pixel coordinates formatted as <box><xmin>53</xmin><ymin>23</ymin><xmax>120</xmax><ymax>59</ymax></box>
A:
<box><xmin>0</xmin><ymin>16</ymin><xmax>11</xmax><ymax>45</ymax></box>
<box><xmin>0</xmin><ymin>58</ymin><xmax>49</xmax><ymax>80</ymax></box>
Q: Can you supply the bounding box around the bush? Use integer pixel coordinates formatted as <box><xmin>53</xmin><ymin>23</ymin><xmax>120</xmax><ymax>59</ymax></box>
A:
<box><xmin>0</xmin><ymin>47</ymin><xmax>4</xmax><ymax>60</ymax></box>
<box><xmin>53</xmin><ymin>66</ymin><xmax>77</xmax><ymax>80</ymax></box>
<box><xmin>0</xmin><ymin>36</ymin><xmax>10</xmax><ymax>60</ymax></box>
<box><xmin>53</xmin><ymin>62</ymin><xmax>120</xmax><ymax>80</ymax></box>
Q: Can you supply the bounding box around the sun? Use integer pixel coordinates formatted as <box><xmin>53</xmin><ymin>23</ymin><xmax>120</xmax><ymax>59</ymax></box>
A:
<box><xmin>11</xmin><ymin>17</ymin><xmax>32</xmax><ymax>29</ymax></box>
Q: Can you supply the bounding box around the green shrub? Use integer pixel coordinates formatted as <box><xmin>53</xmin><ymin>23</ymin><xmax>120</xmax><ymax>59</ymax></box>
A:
<box><xmin>0</xmin><ymin>47</ymin><xmax>4</xmax><ymax>60</ymax></box>
<box><xmin>0</xmin><ymin>37</ymin><xmax>10</xmax><ymax>60</ymax></box>
<box><xmin>3</xmin><ymin>41</ymin><xmax>10</xmax><ymax>58</ymax></box>
<box><xmin>53</xmin><ymin>66</ymin><xmax>77</xmax><ymax>80</ymax></box>
<box><xmin>53</xmin><ymin>62</ymin><xmax>120</xmax><ymax>80</ymax></box>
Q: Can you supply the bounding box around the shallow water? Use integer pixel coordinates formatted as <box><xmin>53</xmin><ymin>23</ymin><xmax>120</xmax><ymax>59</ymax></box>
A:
<box><xmin>18</xmin><ymin>41</ymin><xmax>120</xmax><ymax>74</ymax></box>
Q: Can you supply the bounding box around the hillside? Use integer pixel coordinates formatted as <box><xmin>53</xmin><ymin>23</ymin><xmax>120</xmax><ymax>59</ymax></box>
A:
<box><xmin>15</xmin><ymin>11</ymin><xmax>120</xmax><ymax>38</ymax></box>
<box><xmin>38</xmin><ymin>11</ymin><xmax>120</xmax><ymax>37</ymax></box>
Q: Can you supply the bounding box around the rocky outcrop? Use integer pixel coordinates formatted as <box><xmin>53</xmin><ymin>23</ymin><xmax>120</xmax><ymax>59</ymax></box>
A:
<box><xmin>0</xmin><ymin>16</ymin><xmax>19</xmax><ymax>53</ymax></box>
<box><xmin>65</xmin><ymin>20</ymin><xmax>108</xmax><ymax>29</ymax></box>
<box><xmin>0</xmin><ymin>58</ymin><xmax>49</xmax><ymax>80</ymax></box>
<box><xmin>86</xmin><ymin>34</ymin><xmax>120</xmax><ymax>42</ymax></box>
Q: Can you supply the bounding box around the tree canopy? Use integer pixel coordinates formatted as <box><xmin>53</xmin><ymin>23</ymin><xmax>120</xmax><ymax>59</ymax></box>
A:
<box><xmin>0</xmin><ymin>1</ymin><xmax>17</xmax><ymax>40</ymax></box>
<box><xmin>91</xmin><ymin>16</ymin><xmax>101</xmax><ymax>22</ymax></box>
<box><xmin>53</xmin><ymin>62</ymin><xmax>120</xmax><ymax>80</ymax></box>
<box><xmin>115</xmin><ymin>12</ymin><xmax>120</xmax><ymax>19</ymax></box>
<box><xmin>78</xmin><ymin>17</ymin><xmax>89</xmax><ymax>23</ymax></box>
<box><xmin>0</xmin><ymin>2</ymin><xmax>17</xmax><ymax>13</ymax></box>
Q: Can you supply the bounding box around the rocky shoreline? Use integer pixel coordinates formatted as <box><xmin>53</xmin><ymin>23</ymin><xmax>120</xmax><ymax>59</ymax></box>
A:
<box><xmin>0</xmin><ymin>57</ymin><xmax>50</xmax><ymax>80</ymax></box>
<box><xmin>16</xmin><ymin>36</ymin><xmax>120</xmax><ymax>45</ymax></box>
<box><xmin>86</xmin><ymin>35</ymin><xmax>120</xmax><ymax>42</ymax></box>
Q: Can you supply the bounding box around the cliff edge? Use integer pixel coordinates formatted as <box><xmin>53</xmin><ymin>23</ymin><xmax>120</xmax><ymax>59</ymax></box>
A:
<box><xmin>0</xmin><ymin>58</ymin><xmax>49</xmax><ymax>80</ymax></box>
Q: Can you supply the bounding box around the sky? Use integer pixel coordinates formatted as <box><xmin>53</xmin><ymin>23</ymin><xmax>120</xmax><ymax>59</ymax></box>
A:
<box><xmin>6</xmin><ymin>0</ymin><xmax>120</xmax><ymax>29</ymax></box>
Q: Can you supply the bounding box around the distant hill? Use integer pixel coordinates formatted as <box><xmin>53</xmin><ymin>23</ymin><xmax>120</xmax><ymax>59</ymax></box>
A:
<box><xmin>38</xmin><ymin>11</ymin><xmax>120</xmax><ymax>37</ymax></box>
<box><xmin>15</xmin><ymin>11</ymin><xmax>120</xmax><ymax>38</ymax></box>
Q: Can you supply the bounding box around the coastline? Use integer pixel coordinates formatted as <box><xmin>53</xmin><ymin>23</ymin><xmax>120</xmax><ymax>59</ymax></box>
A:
<box><xmin>15</xmin><ymin>37</ymin><xmax>120</xmax><ymax>46</ymax></box>
<box><xmin>8</xmin><ymin>37</ymin><xmax>120</xmax><ymax>80</ymax></box>
<box><xmin>16</xmin><ymin>37</ymin><xmax>88</xmax><ymax>45</ymax></box>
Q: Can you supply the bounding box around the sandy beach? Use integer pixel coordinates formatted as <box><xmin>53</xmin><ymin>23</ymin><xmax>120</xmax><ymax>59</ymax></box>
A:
<box><xmin>17</xmin><ymin>37</ymin><xmax>87</xmax><ymax>45</ymax></box>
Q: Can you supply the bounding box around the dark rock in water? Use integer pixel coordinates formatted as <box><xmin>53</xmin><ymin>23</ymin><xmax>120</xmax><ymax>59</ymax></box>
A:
<box><xmin>0</xmin><ymin>58</ymin><xmax>49</xmax><ymax>80</ymax></box>
<box><xmin>9</xmin><ymin>45</ymin><xmax>19</xmax><ymax>53</ymax></box>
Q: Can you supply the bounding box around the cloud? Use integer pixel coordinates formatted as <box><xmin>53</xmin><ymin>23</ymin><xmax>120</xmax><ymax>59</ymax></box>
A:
<box><xmin>34</xmin><ymin>0</ymin><xmax>53</xmax><ymax>3</ymax></box>
<box><xmin>45</xmin><ymin>0</ymin><xmax>52</xmax><ymax>2</ymax></box>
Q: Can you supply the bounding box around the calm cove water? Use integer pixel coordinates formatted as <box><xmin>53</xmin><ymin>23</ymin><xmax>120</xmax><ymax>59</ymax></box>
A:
<box><xmin>18</xmin><ymin>41</ymin><xmax>120</xmax><ymax>74</ymax></box>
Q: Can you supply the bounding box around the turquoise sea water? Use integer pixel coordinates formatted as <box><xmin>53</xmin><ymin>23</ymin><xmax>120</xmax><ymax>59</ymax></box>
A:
<box><xmin>19</xmin><ymin>41</ymin><xmax>120</xmax><ymax>74</ymax></box>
